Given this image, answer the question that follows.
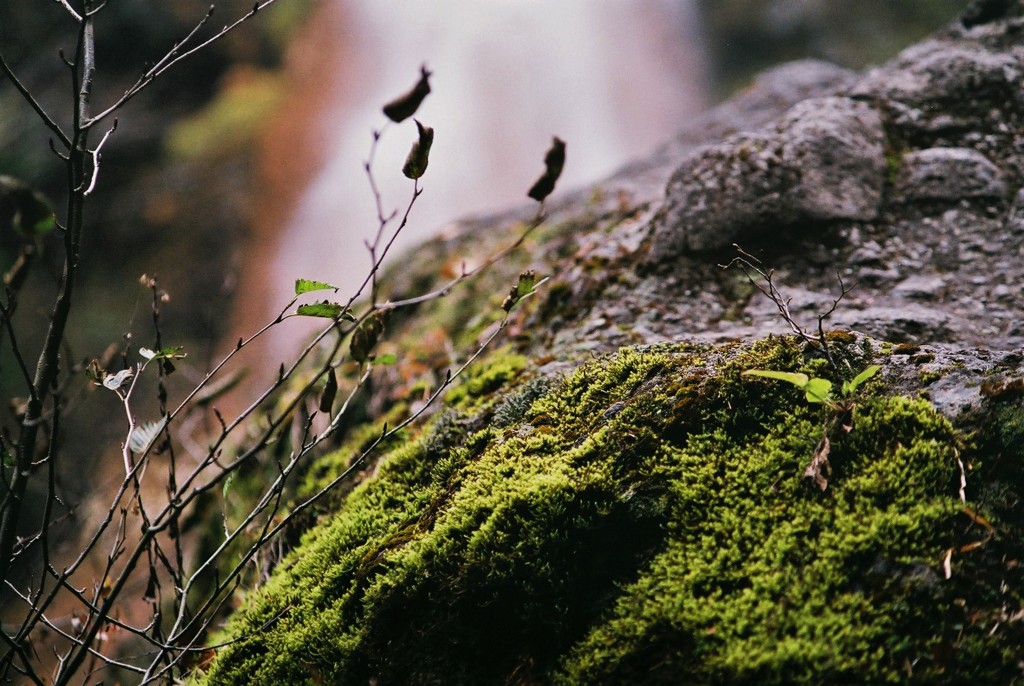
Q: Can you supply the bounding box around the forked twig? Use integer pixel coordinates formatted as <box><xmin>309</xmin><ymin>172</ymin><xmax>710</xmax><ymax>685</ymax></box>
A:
<box><xmin>722</xmin><ymin>244</ymin><xmax>854</xmax><ymax>373</ymax></box>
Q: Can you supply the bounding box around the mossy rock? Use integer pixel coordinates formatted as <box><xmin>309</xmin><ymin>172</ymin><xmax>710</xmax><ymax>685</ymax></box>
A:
<box><xmin>197</xmin><ymin>338</ymin><xmax>1022</xmax><ymax>684</ymax></box>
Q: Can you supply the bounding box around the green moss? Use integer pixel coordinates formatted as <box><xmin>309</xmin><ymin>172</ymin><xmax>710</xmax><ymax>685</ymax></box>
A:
<box><xmin>443</xmin><ymin>346</ymin><xmax>528</xmax><ymax>414</ymax></box>
<box><xmin>885</xmin><ymin>147</ymin><xmax>905</xmax><ymax>186</ymax></box>
<box><xmin>197</xmin><ymin>339</ymin><xmax>1017</xmax><ymax>685</ymax></box>
<box><xmin>299</xmin><ymin>401</ymin><xmax>411</xmax><ymax>501</ymax></box>
<box><xmin>824</xmin><ymin>329</ymin><xmax>858</xmax><ymax>345</ymax></box>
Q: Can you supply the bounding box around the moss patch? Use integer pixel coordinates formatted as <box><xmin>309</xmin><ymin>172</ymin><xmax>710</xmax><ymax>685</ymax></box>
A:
<box><xmin>196</xmin><ymin>339</ymin><xmax>1019</xmax><ymax>684</ymax></box>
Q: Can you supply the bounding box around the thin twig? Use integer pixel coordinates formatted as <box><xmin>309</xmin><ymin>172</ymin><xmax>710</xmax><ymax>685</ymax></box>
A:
<box><xmin>0</xmin><ymin>53</ymin><xmax>71</xmax><ymax>148</ymax></box>
<box><xmin>86</xmin><ymin>2</ymin><xmax>282</xmax><ymax>128</ymax></box>
<box><xmin>386</xmin><ymin>210</ymin><xmax>545</xmax><ymax>310</ymax></box>
<box><xmin>52</xmin><ymin>0</ymin><xmax>83</xmax><ymax>21</ymax></box>
<box><xmin>82</xmin><ymin>119</ymin><xmax>117</xmax><ymax>196</ymax></box>
<box><xmin>722</xmin><ymin>245</ymin><xmax>852</xmax><ymax>373</ymax></box>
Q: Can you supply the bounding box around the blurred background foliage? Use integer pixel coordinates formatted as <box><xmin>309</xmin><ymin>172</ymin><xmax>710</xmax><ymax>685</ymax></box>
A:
<box><xmin>0</xmin><ymin>0</ymin><xmax>312</xmax><ymax>354</ymax></box>
<box><xmin>0</xmin><ymin>0</ymin><xmax>964</xmax><ymax>511</ymax></box>
<box><xmin>0</xmin><ymin>0</ymin><xmax>313</xmax><ymax>529</ymax></box>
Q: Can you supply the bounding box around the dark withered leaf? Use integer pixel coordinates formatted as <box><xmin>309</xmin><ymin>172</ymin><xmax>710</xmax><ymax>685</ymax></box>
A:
<box><xmin>527</xmin><ymin>136</ymin><xmax>566</xmax><ymax>202</ymax></box>
<box><xmin>383</xmin><ymin>65</ymin><xmax>432</xmax><ymax>123</ymax></box>
<box><xmin>839</xmin><ymin>406</ymin><xmax>855</xmax><ymax>434</ymax></box>
<box><xmin>804</xmin><ymin>436</ymin><xmax>831</xmax><ymax>491</ymax></box>
<box><xmin>350</xmin><ymin>311</ymin><xmax>388</xmax><ymax>363</ymax></box>
<box><xmin>85</xmin><ymin>359</ymin><xmax>104</xmax><ymax>384</ymax></box>
<box><xmin>319</xmin><ymin>367</ymin><xmax>338</xmax><ymax>413</ymax></box>
<box><xmin>402</xmin><ymin>119</ymin><xmax>434</xmax><ymax>179</ymax></box>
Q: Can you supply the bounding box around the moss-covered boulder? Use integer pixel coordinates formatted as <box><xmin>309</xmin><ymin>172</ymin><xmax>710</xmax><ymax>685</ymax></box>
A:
<box><xmin>199</xmin><ymin>337</ymin><xmax>1023</xmax><ymax>684</ymax></box>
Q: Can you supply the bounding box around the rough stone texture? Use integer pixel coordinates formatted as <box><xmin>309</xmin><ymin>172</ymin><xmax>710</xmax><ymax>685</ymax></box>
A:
<box><xmin>482</xmin><ymin>1</ymin><xmax>1024</xmax><ymax>355</ymax></box>
<box><xmin>850</xmin><ymin>41</ymin><xmax>1023</xmax><ymax>134</ymax></box>
<box><xmin>650</xmin><ymin>97</ymin><xmax>886</xmax><ymax>255</ymax></box>
<box><xmin>361</xmin><ymin>0</ymin><xmax>1024</xmax><ymax>488</ymax></box>
<box><xmin>893</xmin><ymin>147</ymin><xmax>1007</xmax><ymax>201</ymax></box>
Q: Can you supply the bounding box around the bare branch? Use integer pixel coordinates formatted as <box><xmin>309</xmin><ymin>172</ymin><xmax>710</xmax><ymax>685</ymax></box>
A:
<box><xmin>86</xmin><ymin>2</ymin><xmax>283</xmax><ymax>128</ymax></box>
<box><xmin>82</xmin><ymin>119</ymin><xmax>117</xmax><ymax>196</ymax></box>
<box><xmin>721</xmin><ymin>245</ymin><xmax>850</xmax><ymax>373</ymax></box>
<box><xmin>52</xmin><ymin>0</ymin><xmax>83</xmax><ymax>21</ymax></box>
<box><xmin>386</xmin><ymin>211</ymin><xmax>545</xmax><ymax>310</ymax></box>
<box><xmin>0</xmin><ymin>52</ymin><xmax>71</xmax><ymax>148</ymax></box>
<box><xmin>0</xmin><ymin>10</ymin><xmax>549</xmax><ymax>675</ymax></box>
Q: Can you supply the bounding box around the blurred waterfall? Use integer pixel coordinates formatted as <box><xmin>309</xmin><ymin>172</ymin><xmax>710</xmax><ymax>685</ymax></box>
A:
<box><xmin>236</xmin><ymin>0</ymin><xmax>709</xmax><ymax>360</ymax></box>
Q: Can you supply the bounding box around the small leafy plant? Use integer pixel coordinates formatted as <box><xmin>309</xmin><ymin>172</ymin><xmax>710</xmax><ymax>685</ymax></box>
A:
<box><xmin>743</xmin><ymin>364</ymin><xmax>881</xmax><ymax>490</ymax></box>
<box><xmin>724</xmin><ymin>246</ymin><xmax>886</xmax><ymax>490</ymax></box>
<box><xmin>743</xmin><ymin>364</ymin><xmax>880</xmax><ymax>410</ymax></box>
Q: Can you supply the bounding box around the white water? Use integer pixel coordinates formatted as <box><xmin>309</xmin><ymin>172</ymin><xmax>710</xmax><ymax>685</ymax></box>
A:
<box><xmin>271</xmin><ymin>0</ymin><xmax>709</xmax><ymax>306</ymax></box>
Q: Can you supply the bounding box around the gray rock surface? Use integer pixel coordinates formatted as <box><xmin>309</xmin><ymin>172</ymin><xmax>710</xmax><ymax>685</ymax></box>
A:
<box><xmin>893</xmin><ymin>147</ymin><xmax>1006</xmax><ymax>201</ymax></box>
<box><xmin>390</xmin><ymin>1</ymin><xmax>1024</xmax><ymax>420</ymax></box>
<box><xmin>850</xmin><ymin>42</ymin><xmax>1023</xmax><ymax>134</ymax></box>
<box><xmin>650</xmin><ymin>97</ymin><xmax>886</xmax><ymax>256</ymax></box>
<box><xmin>618</xmin><ymin>6</ymin><xmax>1024</xmax><ymax>353</ymax></box>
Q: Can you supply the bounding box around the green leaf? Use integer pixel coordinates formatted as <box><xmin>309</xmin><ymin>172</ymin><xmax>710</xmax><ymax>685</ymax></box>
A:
<box><xmin>516</xmin><ymin>271</ymin><xmax>538</xmax><ymax>298</ymax></box>
<box><xmin>222</xmin><ymin>471</ymin><xmax>236</xmax><ymax>500</ymax></box>
<box><xmin>296</xmin><ymin>301</ymin><xmax>352</xmax><ymax>319</ymax></box>
<box><xmin>140</xmin><ymin>345</ymin><xmax>186</xmax><ymax>361</ymax></box>
<box><xmin>803</xmin><ymin>377</ymin><xmax>833</xmax><ymax>404</ymax></box>
<box><xmin>743</xmin><ymin>369</ymin><xmax>810</xmax><ymax>388</ymax></box>
<box><xmin>375</xmin><ymin>353</ymin><xmax>398</xmax><ymax>365</ymax></box>
<box><xmin>842</xmin><ymin>365</ymin><xmax>880</xmax><ymax>396</ymax></box>
<box><xmin>502</xmin><ymin>270</ymin><xmax>548</xmax><ymax>312</ymax></box>
<box><xmin>295</xmin><ymin>278</ymin><xmax>338</xmax><ymax>295</ymax></box>
<box><xmin>744</xmin><ymin>369</ymin><xmax>833</xmax><ymax>404</ymax></box>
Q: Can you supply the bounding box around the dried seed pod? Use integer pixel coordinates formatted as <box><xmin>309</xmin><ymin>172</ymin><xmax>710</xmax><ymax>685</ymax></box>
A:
<box><xmin>350</xmin><ymin>310</ymin><xmax>388</xmax><ymax>363</ymax></box>
<box><xmin>383</xmin><ymin>65</ymin><xmax>432</xmax><ymax>123</ymax></box>
<box><xmin>527</xmin><ymin>136</ymin><xmax>566</xmax><ymax>202</ymax></box>
<box><xmin>402</xmin><ymin>119</ymin><xmax>434</xmax><ymax>180</ymax></box>
<box><xmin>319</xmin><ymin>367</ymin><xmax>338</xmax><ymax>413</ymax></box>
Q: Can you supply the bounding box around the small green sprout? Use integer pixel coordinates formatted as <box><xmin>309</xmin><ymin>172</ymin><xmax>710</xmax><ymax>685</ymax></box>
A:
<box><xmin>501</xmin><ymin>270</ymin><xmax>548</xmax><ymax>312</ymax></box>
<box><xmin>743</xmin><ymin>364</ymin><xmax>879</xmax><ymax>410</ymax></box>
<box><xmin>743</xmin><ymin>364</ymin><xmax>880</xmax><ymax>491</ymax></box>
